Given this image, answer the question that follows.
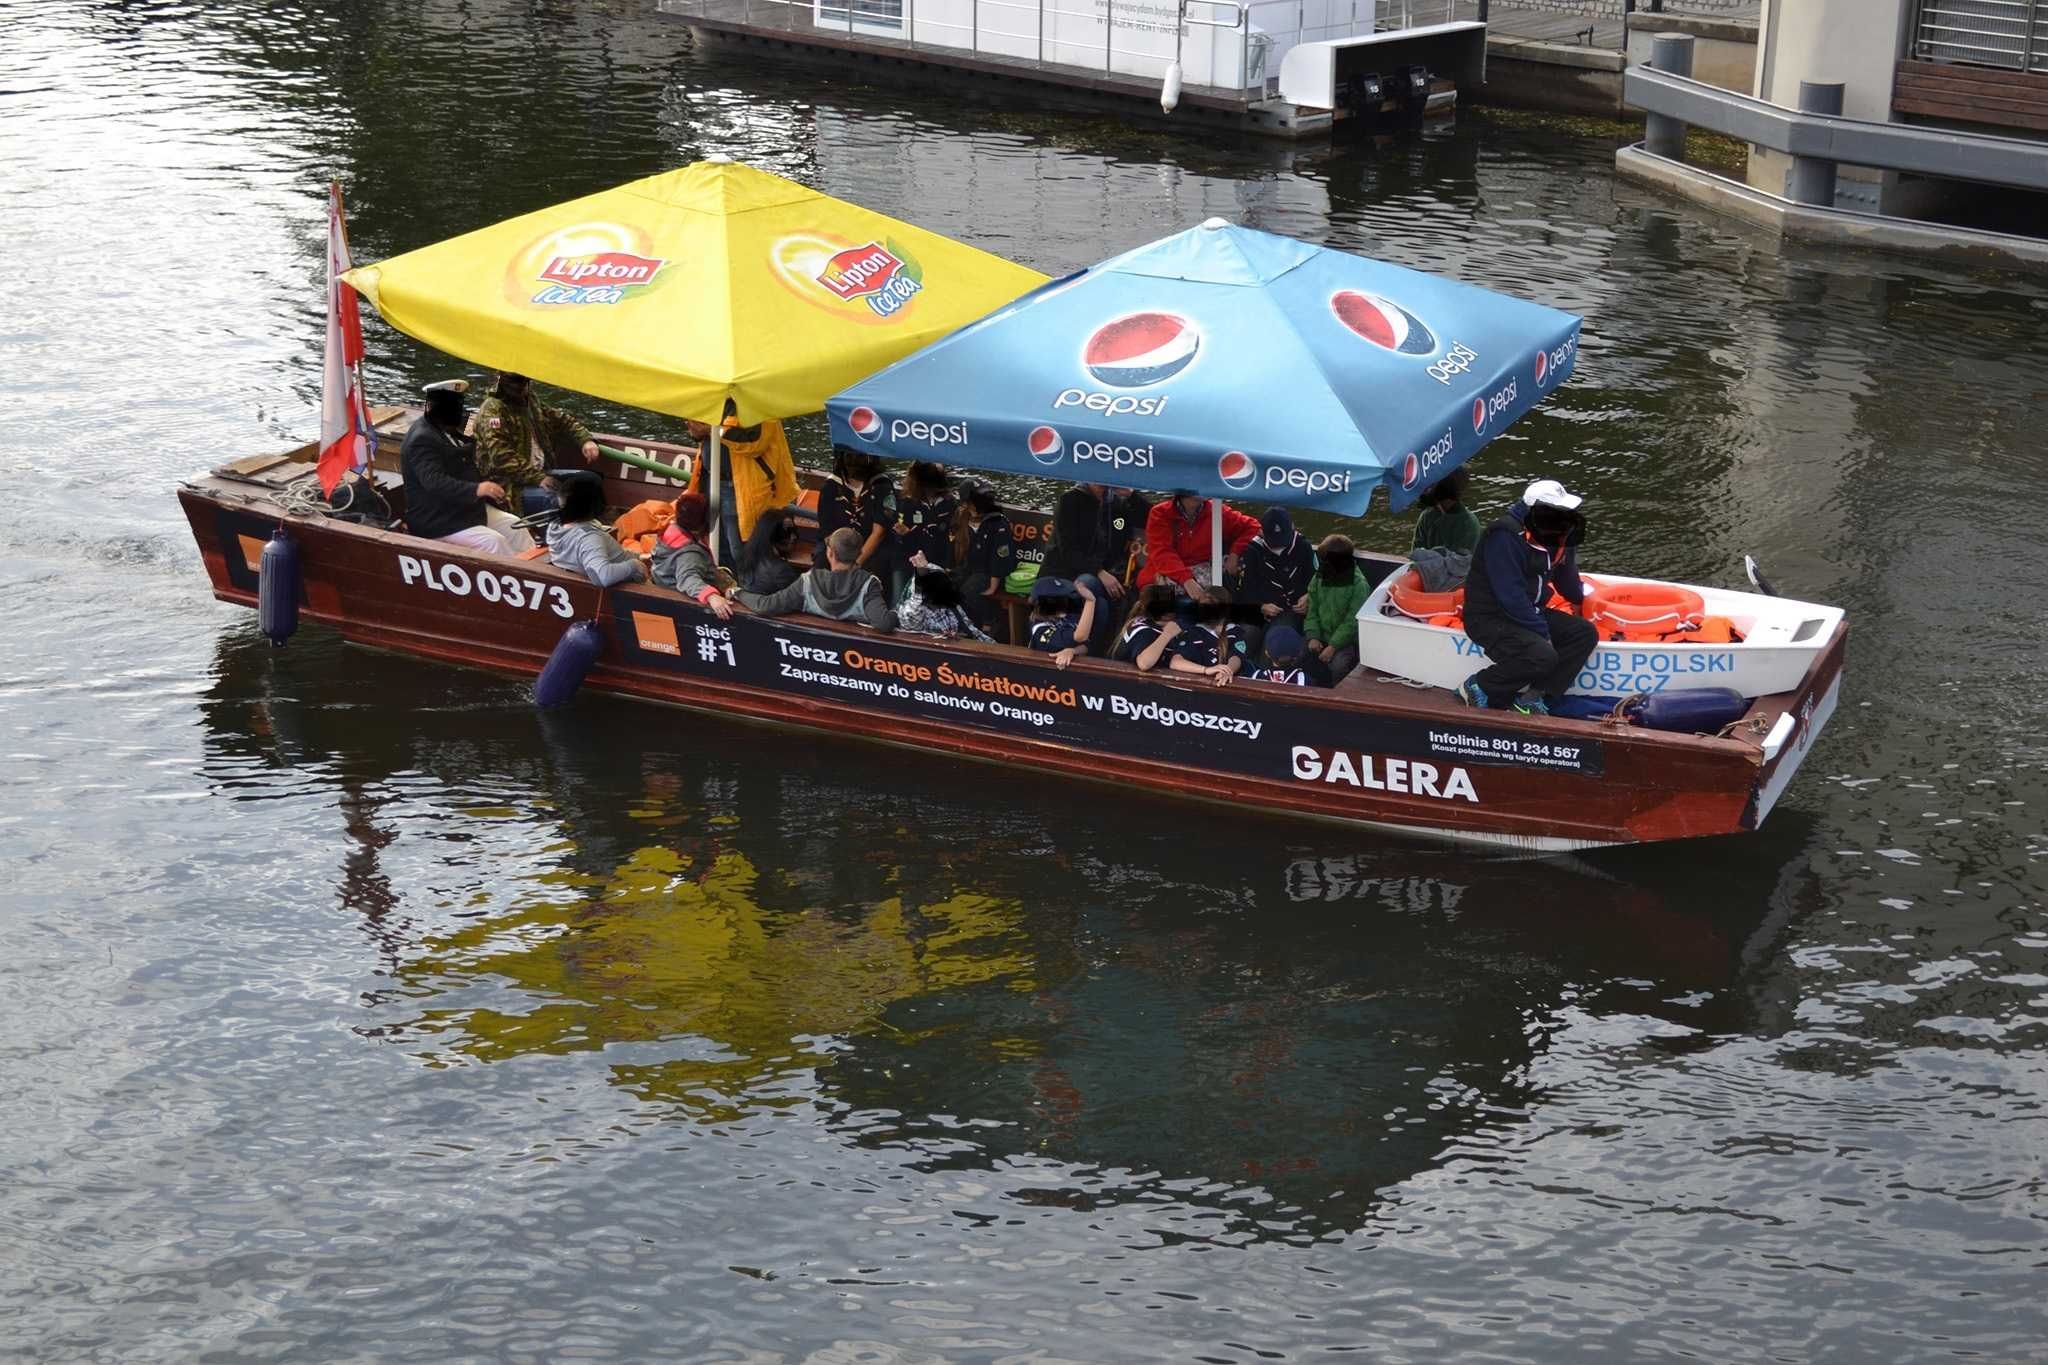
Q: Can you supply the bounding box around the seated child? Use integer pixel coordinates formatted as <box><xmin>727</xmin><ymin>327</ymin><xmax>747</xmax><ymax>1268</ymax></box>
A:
<box><xmin>1168</xmin><ymin>590</ymin><xmax>1251</xmax><ymax>687</ymax></box>
<box><xmin>1242</xmin><ymin>624</ymin><xmax>1322</xmax><ymax>687</ymax></box>
<box><xmin>1114</xmin><ymin>582</ymin><xmax>1181</xmax><ymax>672</ymax></box>
<box><xmin>1026</xmin><ymin>575</ymin><xmax>1098</xmax><ymax>670</ymax></box>
<box><xmin>899</xmin><ymin>565</ymin><xmax>992</xmax><ymax>641</ymax></box>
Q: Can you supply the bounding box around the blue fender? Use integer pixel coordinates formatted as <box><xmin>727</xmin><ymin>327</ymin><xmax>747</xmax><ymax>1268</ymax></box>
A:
<box><xmin>534</xmin><ymin>620</ymin><xmax>604</xmax><ymax>708</ymax></box>
<box><xmin>1624</xmin><ymin>687</ymin><xmax>1749</xmax><ymax>734</ymax></box>
<box><xmin>257</xmin><ymin>529</ymin><xmax>300</xmax><ymax>648</ymax></box>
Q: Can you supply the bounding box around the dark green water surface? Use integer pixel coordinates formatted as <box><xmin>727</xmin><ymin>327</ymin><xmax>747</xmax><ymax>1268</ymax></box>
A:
<box><xmin>2</xmin><ymin>2</ymin><xmax>2044</xmax><ymax>1359</ymax></box>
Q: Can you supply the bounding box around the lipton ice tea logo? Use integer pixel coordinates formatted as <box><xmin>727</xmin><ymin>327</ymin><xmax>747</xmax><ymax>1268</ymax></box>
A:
<box><xmin>508</xmin><ymin>222</ymin><xmax>668</xmax><ymax>307</ymax></box>
<box><xmin>772</xmin><ymin>233</ymin><xmax>924</xmax><ymax>323</ymax></box>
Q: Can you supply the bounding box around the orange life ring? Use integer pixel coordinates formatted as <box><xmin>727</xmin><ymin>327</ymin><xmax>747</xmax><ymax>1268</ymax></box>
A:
<box><xmin>1389</xmin><ymin>568</ymin><xmax>1463</xmax><ymax>620</ymax></box>
<box><xmin>1584</xmin><ymin>582</ymin><xmax>1706</xmax><ymax>634</ymax></box>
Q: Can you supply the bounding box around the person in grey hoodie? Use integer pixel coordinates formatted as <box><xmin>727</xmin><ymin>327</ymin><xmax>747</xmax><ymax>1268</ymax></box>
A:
<box><xmin>738</xmin><ymin>527</ymin><xmax>896</xmax><ymax>633</ymax></box>
<box><xmin>547</xmin><ymin>472</ymin><xmax>644</xmax><ymax>586</ymax></box>
<box><xmin>650</xmin><ymin>492</ymin><xmax>739</xmax><ymax>620</ymax></box>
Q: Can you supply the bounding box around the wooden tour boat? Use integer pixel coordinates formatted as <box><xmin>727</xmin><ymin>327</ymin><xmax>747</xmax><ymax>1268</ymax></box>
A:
<box><xmin>192</xmin><ymin>165</ymin><xmax>1844</xmax><ymax>852</ymax></box>
<box><xmin>180</xmin><ymin>410</ymin><xmax>1845</xmax><ymax>853</ymax></box>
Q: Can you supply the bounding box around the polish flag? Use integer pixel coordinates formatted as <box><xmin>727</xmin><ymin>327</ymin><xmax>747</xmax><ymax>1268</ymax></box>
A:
<box><xmin>316</xmin><ymin>182</ymin><xmax>374</xmax><ymax>496</ymax></box>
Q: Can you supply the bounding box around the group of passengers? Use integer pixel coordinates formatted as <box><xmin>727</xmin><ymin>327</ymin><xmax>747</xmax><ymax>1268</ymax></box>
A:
<box><xmin>396</xmin><ymin>377</ymin><xmax>1469</xmax><ymax>692</ymax></box>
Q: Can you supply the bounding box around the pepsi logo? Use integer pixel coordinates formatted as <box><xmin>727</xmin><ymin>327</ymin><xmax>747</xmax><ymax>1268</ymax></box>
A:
<box><xmin>1218</xmin><ymin>451</ymin><xmax>1258</xmax><ymax>491</ymax></box>
<box><xmin>1471</xmin><ymin>397</ymin><xmax>1487</xmax><ymax>435</ymax></box>
<box><xmin>1330</xmin><ymin>290</ymin><xmax>1437</xmax><ymax>357</ymax></box>
<box><xmin>1401</xmin><ymin>453</ymin><xmax>1420</xmax><ymax>488</ymax></box>
<box><xmin>1083</xmin><ymin>312</ymin><xmax>1200</xmax><ymax>388</ymax></box>
<box><xmin>849</xmin><ymin>406</ymin><xmax>883</xmax><ymax>441</ymax></box>
<box><xmin>1534</xmin><ymin>349</ymin><xmax>1549</xmax><ymax>385</ymax></box>
<box><xmin>1027</xmin><ymin>425</ymin><xmax>1065</xmax><ymax>466</ymax></box>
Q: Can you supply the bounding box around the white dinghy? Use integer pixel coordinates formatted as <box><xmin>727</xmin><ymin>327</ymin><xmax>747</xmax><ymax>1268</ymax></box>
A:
<box><xmin>1354</xmin><ymin>568</ymin><xmax>1845</xmax><ymax>700</ymax></box>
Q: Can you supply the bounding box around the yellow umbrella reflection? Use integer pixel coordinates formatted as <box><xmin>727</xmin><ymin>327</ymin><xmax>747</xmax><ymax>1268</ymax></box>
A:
<box><xmin>398</xmin><ymin>845</ymin><xmax>1037</xmax><ymax>1123</ymax></box>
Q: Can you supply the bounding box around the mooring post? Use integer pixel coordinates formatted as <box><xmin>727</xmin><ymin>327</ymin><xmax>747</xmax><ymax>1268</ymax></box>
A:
<box><xmin>1643</xmin><ymin>33</ymin><xmax>1694</xmax><ymax>161</ymax></box>
<box><xmin>1789</xmin><ymin>81</ymin><xmax>1845</xmax><ymax>207</ymax></box>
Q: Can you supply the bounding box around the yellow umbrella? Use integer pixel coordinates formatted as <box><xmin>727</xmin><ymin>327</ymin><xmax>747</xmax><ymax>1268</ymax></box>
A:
<box><xmin>343</xmin><ymin>157</ymin><xmax>1049</xmax><ymax>426</ymax></box>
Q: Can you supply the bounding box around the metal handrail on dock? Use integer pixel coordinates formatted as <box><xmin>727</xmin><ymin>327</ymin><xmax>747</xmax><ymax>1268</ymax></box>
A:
<box><xmin>1627</xmin><ymin>35</ymin><xmax>2048</xmax><ymax>205</ymax></box>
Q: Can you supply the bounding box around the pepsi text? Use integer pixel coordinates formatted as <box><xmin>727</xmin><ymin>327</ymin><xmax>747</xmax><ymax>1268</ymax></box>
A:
<box><xmin>1054</xmin><ymin>389</ymin><xmax>1170</xmax><ymax>418</ymax></box>
<box><xmin>1425</xmin><ymin>342</ymin><xmax>1479</xmax><ymax>386</ymax></box>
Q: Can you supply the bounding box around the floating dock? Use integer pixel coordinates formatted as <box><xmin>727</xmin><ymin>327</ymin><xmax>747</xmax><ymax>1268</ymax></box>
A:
<box><xmin>656</xmin><ymin>0</ymin><xmax>1486</xmax><ymax>139</ymax></box>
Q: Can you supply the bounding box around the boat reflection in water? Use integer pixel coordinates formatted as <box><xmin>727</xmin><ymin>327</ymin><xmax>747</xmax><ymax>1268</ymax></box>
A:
<box><xmin>199</xmin><ymin>622</ymin><xmax>1813</xmax><ymax>1242</ymax></box>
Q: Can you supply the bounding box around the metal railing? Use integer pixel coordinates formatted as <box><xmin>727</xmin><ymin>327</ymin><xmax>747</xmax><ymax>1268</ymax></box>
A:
<box><xmin>1628</xmin><ymin>36</ymin><xmax>2048</xmax><ymax>204</ymax></box>
<box><xmin>1909</xmin><ymin>0</ymin><xmax>2048</xmax><ymax>72</ymax></box>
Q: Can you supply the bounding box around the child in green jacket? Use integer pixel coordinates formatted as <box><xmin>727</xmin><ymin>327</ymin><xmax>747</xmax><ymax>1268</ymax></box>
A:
<box><xmin>1411</xmin><ymin>469</ymin><xmax>1481</xmax><ymax>556</ymax></box>
<box><xmin>1303</xmin><ymin>534</ymin><xmax>1369</xmax><ymax>684</ymax></box>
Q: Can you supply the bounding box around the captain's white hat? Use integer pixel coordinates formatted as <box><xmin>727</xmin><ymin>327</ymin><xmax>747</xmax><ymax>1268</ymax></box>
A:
<box><xmin>1523</xmin><ymin>478</ymin><xmax>1582</xmax><ymax>511</ymax></box>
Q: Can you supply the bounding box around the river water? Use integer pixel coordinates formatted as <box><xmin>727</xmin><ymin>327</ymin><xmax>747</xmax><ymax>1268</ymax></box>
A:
<box><xmin>2</xmin><ymin>1</ymin><xmax>2044</xmax><ymax>1360</ymax></box>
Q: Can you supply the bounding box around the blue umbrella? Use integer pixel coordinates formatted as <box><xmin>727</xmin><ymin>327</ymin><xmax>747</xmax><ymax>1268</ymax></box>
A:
<box><xmin>825</xmin><ymin>219</ymin><xmax>1582</xmax><ymax>518</ymax></box>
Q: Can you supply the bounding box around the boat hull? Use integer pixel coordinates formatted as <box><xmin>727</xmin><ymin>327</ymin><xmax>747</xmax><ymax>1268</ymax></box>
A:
<box><xmin>181</xmin><ymin>484</ymin><xmax>1845</xmax><ymax>851</ymax></box>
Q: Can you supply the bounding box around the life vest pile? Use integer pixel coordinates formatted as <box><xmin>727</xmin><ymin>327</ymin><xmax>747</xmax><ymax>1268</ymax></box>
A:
<box><xmin>612</xmin><ymin>499</ymin><xmax>676</xmax><ymax>555</ymax></box>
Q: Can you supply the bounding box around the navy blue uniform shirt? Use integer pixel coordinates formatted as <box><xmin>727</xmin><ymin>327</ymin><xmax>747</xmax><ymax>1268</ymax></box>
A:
<box><xmin>1171</xmin><ymin>623</ymin><xmax>1250</xmax><ymax>669</ymax></box>
<box><xmin>961</xmin><ymin>513</ymin><xmax>1016</xmax><ymax>584</ymax></box>
<box><xmin>1028</xmin><ymin>613</ymin><xmax>1081</xmax><ymax>653</ymax></box>
<box><xmin>1244</xmin><ymin>662</ymin><xmax>1313</xmax><ymax>686</ymax></box>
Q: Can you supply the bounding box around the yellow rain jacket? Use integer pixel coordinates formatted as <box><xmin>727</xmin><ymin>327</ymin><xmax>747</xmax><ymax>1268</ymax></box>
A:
<box><xmin>687</xmin><ymin>418</ymin><xmax>800</xmax><ymax>542</ymax></box>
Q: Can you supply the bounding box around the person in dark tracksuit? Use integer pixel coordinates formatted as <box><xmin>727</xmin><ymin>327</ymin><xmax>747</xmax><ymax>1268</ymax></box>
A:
<box><xmin>1239</xmin><ymin>506</ymin><xmax>1316</xmax><ymax>637</ymax></box>
<box><xmin>951</xmin><ymin>481</ymin><xmax>1016</xmax><ymax>640</ymax></box>
<box><xmin>1457</xmin><ymin>478</ymin><xmax>1597</xmax><ymax>716</ymax></box>
<box><xmin>899</xmin><ymin>462</ymin><xmax>958</xmax><ymax>573</ymax></box>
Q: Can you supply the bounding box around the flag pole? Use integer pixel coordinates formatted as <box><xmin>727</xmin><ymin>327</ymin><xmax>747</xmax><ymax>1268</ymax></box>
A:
<box><xmin>330</xmin><ymin>181</ymin><xmax>375</xmax><ymax>468</ymax></box>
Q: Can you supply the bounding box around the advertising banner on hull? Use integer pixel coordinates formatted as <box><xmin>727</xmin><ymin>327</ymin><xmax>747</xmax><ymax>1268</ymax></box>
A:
<box><xmin>609</xmin><ymin>596</ymin><xmax>1606</xmax><ymax>807</ymax></box>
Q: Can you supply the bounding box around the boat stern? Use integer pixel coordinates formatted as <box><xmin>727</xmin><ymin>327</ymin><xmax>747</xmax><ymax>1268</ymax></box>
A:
<box><xmin>1743</xmin><ymin>619</ymin><xmax>1848</xmax><ymax>830</ymax></box>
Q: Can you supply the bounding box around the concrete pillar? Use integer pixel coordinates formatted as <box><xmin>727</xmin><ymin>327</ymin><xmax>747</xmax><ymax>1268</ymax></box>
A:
<box><xmin>1644</xmin><ymin>33</ymin><xmax>1695</xmax><ymax>161</ymax></box>
<box><xmin>1788</xmin><ymin>80</ymin><xmax>1844</xmax><ymax>206</ymax></box>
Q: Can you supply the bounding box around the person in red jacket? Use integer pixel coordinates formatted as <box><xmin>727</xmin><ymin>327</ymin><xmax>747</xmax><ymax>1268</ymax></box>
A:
<box><xmin>1138</xmin><ymin>491</ymin><xmax>1260</xmax><ymax>602</ymax></box>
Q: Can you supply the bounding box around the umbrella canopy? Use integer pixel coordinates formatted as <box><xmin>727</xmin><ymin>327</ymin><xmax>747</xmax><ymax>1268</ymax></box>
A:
<box><xmin>825</xmin><ymin>220</ymin><xmax>1582</xmax><ymax>516</ymax></box>
<box><xmin>343</xmin><ymin>159</ymin><xmax>1049</xmax><ymax>424</ymax></box>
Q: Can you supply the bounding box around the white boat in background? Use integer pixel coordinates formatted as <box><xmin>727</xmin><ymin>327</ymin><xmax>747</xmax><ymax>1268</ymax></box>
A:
<box><xmin>1354</xmin><ymin>569</ymin><xmax>1846</xmax><ymax>700</ymax></box>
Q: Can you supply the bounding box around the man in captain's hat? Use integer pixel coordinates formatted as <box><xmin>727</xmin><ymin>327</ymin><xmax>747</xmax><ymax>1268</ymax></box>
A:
<box><xmin>473</xmin><ymin>371</ymin><xmax>603</xmax><ymax>517</ymax></box>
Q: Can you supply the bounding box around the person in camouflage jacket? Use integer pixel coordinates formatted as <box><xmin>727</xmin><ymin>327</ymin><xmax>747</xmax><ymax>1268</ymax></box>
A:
<box><xmin>473</xmin><ymin>372</ymin><xmax>601</xmax><ymax>514</ymax></box>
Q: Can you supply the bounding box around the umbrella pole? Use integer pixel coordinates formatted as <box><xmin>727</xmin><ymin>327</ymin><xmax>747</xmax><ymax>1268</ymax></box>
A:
<box><xmin>707</xmin><ymin>425</ymin><xmax>725</xmax><ymax>563</ymax></box>
<box><xmin>1210</xmin><ymin>497</ymin><xmax>1222</xmax><ymax>589</ymax></box>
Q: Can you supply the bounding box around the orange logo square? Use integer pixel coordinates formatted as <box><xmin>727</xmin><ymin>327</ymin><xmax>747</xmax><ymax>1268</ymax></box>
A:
<box><xmin>632</xmin><ymin>611</ymin><xmax>680</xmax><ymax>656</ymax></box>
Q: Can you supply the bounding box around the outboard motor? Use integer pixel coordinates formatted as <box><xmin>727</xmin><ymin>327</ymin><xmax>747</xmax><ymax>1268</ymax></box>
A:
<box><xmin>1395</xmin><ymin>63</ymin><xmax>1434</xmax><ymax>123</ymax></box>
<box><xmin>257</xmin><ymin>528</ymin><xmax>300</xmax><ymax>648</ymax></box>
<box><xmin>1340</xmin><ymin>70</ymin><xmax>1385</xmax><ymax>125</ymax></box>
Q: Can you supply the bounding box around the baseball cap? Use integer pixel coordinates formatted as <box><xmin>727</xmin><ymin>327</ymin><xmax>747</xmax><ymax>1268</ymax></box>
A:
<box><xmin>1264</xmin><ymin>624</ymin><xmax>1305</xmax><ymax>660</ymax></box>
<box><xmin>1523</xmin><ymin>478</ymin><xmax>1583</xmax><ymax>511</ymax></box>
<box><xmin>1260</xmin><ymin>506</ymin><xmax>1294</xmax><ymax>543</ymax></box>
<box><xmin>1029</xmin><ymin>575</ymin><xmax>1077</xmax><ymax>601</ymax></box>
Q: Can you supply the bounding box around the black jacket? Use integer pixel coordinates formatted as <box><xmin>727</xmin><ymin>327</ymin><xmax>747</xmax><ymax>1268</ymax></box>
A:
<box><xmin>1462</xmin><ymin>501</ymin><xmax>1585</xmax><ymax>638</ymax></box>
<box><xmin>1239</xmin><ymin>533</ymin><xmax>1315</xmax><ymax>612</ymax></box>
<box><xmin>1101</xmin><ymin>491</ymin><xmax>1151</xmax><ymax>575</ymax></box>
<box><xmin>399</xmin><ymin>416</ymin><xmax>486</xmax><ymax>541</ymax></box>
<box><xmin>955</xmin><ymin>512</ymin><xmax>1016</xmax><ymax>587</ymax></box>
